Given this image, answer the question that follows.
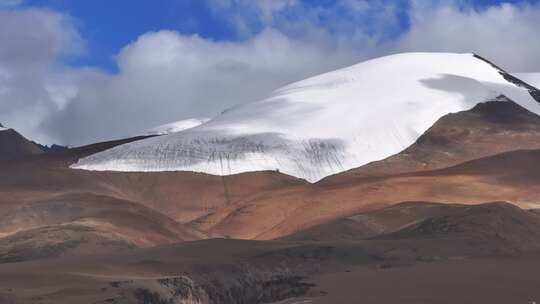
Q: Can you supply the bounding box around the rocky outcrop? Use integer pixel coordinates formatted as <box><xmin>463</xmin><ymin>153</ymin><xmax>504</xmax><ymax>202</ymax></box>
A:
<box><xmin>119</xmin><ymin>271</ymin><xmax>314</xmax><ymax>304</ymax></box>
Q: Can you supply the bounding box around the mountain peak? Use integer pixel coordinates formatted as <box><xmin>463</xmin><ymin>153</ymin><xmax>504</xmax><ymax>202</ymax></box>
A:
<box><xmin>473</xmin><ymin>54</ymin><xmax>540</xmax><ymax>103</ymax></box>
<box><xmin>72</xmin><ymin>52</ymin><xmax>540</xmax><ymax>182</ymax></box>
<box><xmin>0</xmin><ymin>126</ymin><xmax>45</xmax><ymax>160</ymax></box>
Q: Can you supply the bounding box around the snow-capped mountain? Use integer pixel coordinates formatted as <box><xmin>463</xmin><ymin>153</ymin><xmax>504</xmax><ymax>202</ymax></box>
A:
<box><xmin>72</xmin><ymin>53</ymin><xmax>540</xmax><ymax>182</ymax></box>
<box><xmin>0</xmin><ymin>123</ymin><xmax>8</xmax><ymax>131</ymax></box>
<box><xmin>142</xmin><ymin>118</ymin><xmax>210</xmax><ymax>136</ymax></box>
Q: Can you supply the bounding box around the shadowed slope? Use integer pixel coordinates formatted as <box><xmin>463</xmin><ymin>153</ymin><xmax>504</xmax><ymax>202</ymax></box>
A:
<box><xmin>282</xmin><ymin>201</ymin><xmax>464</xmax><ymax>241</ymax></box>
<box><xmin>285</xmin><ymin>201</ymin><xmax>540</xmax><ymax>254</ymax></box>
<box><xmin>0</xmin><ymin>127</ymin><xmax>45</xmax><ymax>161</ymax></box>
<box><xmin>385</xmin><ymin>202</ymin><xmax>540</xmax><ymax>245</ymax></box>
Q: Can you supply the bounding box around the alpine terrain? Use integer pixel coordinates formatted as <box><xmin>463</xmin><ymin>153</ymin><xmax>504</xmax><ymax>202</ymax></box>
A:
<box><xmin>3</xmin><ymin>53</ymin><xmax>540</xmax><ymax>304</ymax></box>
<box><xmin>72</xmin><ymin>53</ymin><xmax>540</xmax><ymax>182</ymax></box>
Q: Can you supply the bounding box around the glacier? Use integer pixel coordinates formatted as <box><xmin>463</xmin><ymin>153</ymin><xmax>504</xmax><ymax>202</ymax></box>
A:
<box><xmin>142</xmin><ymin>118</ymin><xmax>210</xmax><ymax>135</ymax></box>
<box><xmin>72</xmin><ymin>53</ymin><xmax>540</xmax><ymax>182</ymax></box>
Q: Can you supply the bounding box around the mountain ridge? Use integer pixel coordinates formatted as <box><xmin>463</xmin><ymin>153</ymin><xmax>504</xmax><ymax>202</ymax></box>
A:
<box><xmin>0</xmin><ymin>127</ymin><xmax>46</xmax><ymax>161</ymax></box>
<box><xmin>71</xmin><ymin>52</ymin><xmax>540</xmax><ymax>182</ymax></box>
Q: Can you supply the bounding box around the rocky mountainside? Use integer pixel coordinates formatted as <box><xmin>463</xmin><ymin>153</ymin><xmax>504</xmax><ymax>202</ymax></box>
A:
<box><xmin>0</xmin><ymin>124</ymin><xmax>46</xmax><ymax>161</ymax></box>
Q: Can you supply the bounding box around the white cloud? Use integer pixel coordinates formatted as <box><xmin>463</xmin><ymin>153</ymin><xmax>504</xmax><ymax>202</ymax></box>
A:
<box><xmin>396</xmin><ymin>1</ymin><xmax>540</xmax><ymax>71</ymax></box>
<box><xmin>0</xmin><ymin>8</ymin><xmax>83</xmax><ymax>67</ymax></box>
<box><xmin>42</xmin><ymin>29</ymin><xmax>363</xmax><ymax>145</ymax></box>
<box><xmin>0</xmin><ymin>8</ymin><xmax>83</xmax><ymax>143</ymax></box>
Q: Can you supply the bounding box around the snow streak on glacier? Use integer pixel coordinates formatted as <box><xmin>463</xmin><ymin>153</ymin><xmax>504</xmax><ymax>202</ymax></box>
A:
<box><xmin>72</xmin><ymin>53</ymin><xmax>540</xmax><ymax>182</ymax></box>
<box><xmin>142</xmin><ymin>118</ymin><xmax>210</xmax><ymax>135</ymax></box>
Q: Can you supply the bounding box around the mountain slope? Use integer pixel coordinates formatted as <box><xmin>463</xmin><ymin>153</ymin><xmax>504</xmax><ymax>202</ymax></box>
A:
<box><xmin>282</xmin><ymin>201</ymin><xmax>469</xmax><ymax>241</ymax></box>
<box><xmin>8</xmin><ymin>98</ymin><xmax>540</xmax><ymax>241</ymax></box>
<box><xmin>0</xmin><ymin>124</ymin><xmax>45</xmax><ymax>161</ymax></box>
<box><xmin>321</xmin><ymin>97</ymin><xmax>540</xmax><ymax>182</ymax></box>
<box><xmin>0</xmin><ymin>193</ymin><xmax>206</xmax><ymax>263</ymax></box>
<box><xmin>72</xmin><ymin>53</ymin><xmax>540</xmax><ymax>182</ymax></box>
<box><xmin>284</xmin><ymin>201</ymin><xmax>540</xmax><ymax>252</ymax></box>
<box><xmin>2</xmin><ymin>202</ymin><xmax>540</xmax><ymax>304</ymax></box>
<box><xmin>4</xmin><ymin>103</ymin><xmax>540</xmax><ymax>244</ymax></box>
<box><xmin>195</xmin><ymin>148</ymin><xmax>540</xmax><ymax>240</ymax></box>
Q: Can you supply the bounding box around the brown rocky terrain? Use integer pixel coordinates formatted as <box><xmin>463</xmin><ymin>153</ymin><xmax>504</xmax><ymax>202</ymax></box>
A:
<box><xmin>286</xmin><ymin>201</ymin><xmax>540</xmax><ymax>255</ymax></box>
<box><xmin>1</xmin><ymin>201</ymin><xmax>540</xmax><ymax>303</ymax></box>
<box><xmin>0</xmin><ymin>192</ymin><xmax>205</xmax><ymax>263</ymax></box>
<box><xmin>2</xmin><ymin>98</ymin><xmax>540</xmax><ymax>303</ymax></box>
<box><xmin>191</xmin><ymin>99</ymin><xmax>540</xmax><ymax>239</ymax></box>
<box><xmin>193</xmin><ymin>148</ymin><xmax>540</xmax><ymax>240</ymax></box>
<box><xmin>0</xmin><ymin>125</ymin><xmax>46</xmax><ymax>161</ymax></box>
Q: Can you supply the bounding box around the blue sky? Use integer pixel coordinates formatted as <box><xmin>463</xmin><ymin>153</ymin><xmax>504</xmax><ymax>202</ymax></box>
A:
<box><xmin>17</xmin><ymin>0</ymin><xmax>539</xmax><ymax>72</ymax></box>
<box><xmin>22</xmin><ymin>0</ymin><xmax>236</xmax><ymax>71</ymax></box>
<box><xmin>1</xmin><ymin>0</ymin><xmax>540</xmax><ymax>145</ymax></box>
